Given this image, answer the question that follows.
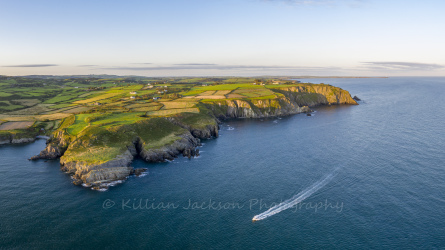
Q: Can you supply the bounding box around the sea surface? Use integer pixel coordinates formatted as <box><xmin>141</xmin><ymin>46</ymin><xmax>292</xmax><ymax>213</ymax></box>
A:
<box><xmin>1</xmin><ymin>77</ymin><xmax>444</xmax><ymax>249</ymax></box>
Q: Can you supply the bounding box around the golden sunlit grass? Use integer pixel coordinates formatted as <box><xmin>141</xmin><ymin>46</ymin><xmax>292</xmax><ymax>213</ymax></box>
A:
<box><xmin>146</xmin><ymin>108</ymin><xmax>199</xmax><ymax>116</ymax></box>
<box><xmin>160</xmin><ymin>101</ymin><xmax>197</xmax><ymax>109</ymax></box>
<box><xmin>74</xmin><ymin>92</ymin><xmax>122</xmax><ymax>104</ymax></box>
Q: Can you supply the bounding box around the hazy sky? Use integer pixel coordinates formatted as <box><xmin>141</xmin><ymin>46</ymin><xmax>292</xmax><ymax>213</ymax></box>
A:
<box><xmin>1</xmin><ymin>0</ymin><xmax>445</xmax><ymax>76</ymax></box>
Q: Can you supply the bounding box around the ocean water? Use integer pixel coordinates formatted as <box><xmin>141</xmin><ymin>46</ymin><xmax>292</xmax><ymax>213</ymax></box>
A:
<box><xmin>1</xmin><ymin>77</ymin><xmax>444</xmax><ymax>249</ymax></box>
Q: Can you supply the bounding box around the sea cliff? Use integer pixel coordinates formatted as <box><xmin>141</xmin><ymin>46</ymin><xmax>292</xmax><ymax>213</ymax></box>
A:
<box><xmin>202</xmin><ymin>84</ymin><xmax>357</xmax><ymax>119</ymax></box>
<box><xmin>27</xmin><ymin>83</ymin><xmax>357</xmax><ymax>189</ymax></box>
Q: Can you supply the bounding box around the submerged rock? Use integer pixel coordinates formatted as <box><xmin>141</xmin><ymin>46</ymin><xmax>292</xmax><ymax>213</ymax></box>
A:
<box><xmin>132</xmin><ymin>168</ymin><xmax>148</xmax><ymax>176</ymax></box>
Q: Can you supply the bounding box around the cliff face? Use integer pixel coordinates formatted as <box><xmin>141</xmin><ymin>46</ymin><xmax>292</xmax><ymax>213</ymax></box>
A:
<box><xmin>138</xmin><ymin>132</ymin><xmax>201</xmax><ymax>162</ymax></box>
<box><xmin>61</xmin><ymin>149</ymin><xmax>135</xmax><ymax>186</ymax></box>
<box><xmin>203</xmin><ymin>98</ymin><xmax>308</xmax><ymax>119</ymax></box>
<box><xmin>0</xmin><ymin>131</ymin><xmax>37</xmax><ymax>145</ymax></box>
<box><xmin>30</xmin><ymin>118</ymin><xmax>74</xmax><ymax>160</ymax></box>
<box><xmin>275</xmin><ymin>85</ymin><xmax>358</xmax><ymax>106</ymax></box>
<box><xmin>33</xmin><ymin>117</ymin><xmax>213</xmax><ymax>188</ymax></box>
<box><xmin>203</xmin><ymin>85</ymin><xmax>356</xmax><ymax>119</ymax></box>
<box><xmin>166</xmin><ymin>113</ymin><xmax>219</xmax><ymax>139</ymax></box>
<box><xmin>30</xmin><ymin>84</ymin><xmax>357</xmax><ymax>189</ymax></box>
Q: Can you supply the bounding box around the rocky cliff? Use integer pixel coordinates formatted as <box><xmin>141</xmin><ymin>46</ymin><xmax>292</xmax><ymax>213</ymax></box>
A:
<box><xmin>33</xmin><ymin>116</ymin><xmax>212</xmax><ymax>189</ymax></box>
<box><xmin>202</xmin><ymin>84</ymin><xmax>356</xmax><ymax>119</ymax></box>
<box><xmin>30</xmin><ymin>84</ymin><xmax>357</xmax><ymax>189</ymax></box>
<box><xmin>0</xmin><ymin>130</ymin><xmax>37</xmax><ymax>145</ymax></box>
<box><xmin>30</xmin><ymin>116</ymin><xmax>75</xmax><ymax>160</ymax></box>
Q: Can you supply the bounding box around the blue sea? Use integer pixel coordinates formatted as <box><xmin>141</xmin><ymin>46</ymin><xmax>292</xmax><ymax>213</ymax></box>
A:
<box><xmin>1</xmin><ymin>77</ymin><xmax>444</xmax><ymax>249</ymax></box>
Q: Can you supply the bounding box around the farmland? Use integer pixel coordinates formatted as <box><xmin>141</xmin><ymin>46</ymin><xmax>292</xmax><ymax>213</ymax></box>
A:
<box><xmin>0</xmin><ymin>76</ymin><xmax>310</xmax><ymax>139</ymax></box>
<box><xmin>0</xmin><ymin>121</ymin><xmax>34</xmax><ymax>131</ymax></box>
<box><xmin>0</xmin><ymin>75</ymin><xmax>358</xmax><ymax>188</ymax></box>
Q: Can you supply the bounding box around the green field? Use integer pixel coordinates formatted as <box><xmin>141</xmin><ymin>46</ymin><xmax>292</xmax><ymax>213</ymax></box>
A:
<box><xmin>0</xmin><ymin>76</ymin><xmax>306</xmax><ymax>125</ymax></box>
<box><xmin>0</xmin><ymin>75</ymin><xmax>327</xmax><ymax>164</ymax></box>
<box><xmin>0</xmin><ymin>75</ymin><xmax>359</xmax><ymax>187</ymax></box>
<box><xmin>66</xmin><ymin>114</ymin><xmax>93</xmax><ymax>136</ymax></box>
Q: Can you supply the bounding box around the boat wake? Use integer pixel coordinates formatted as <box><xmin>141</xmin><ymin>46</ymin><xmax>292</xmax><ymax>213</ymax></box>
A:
<box><xmin>252</xmin><ymin>168</ymin><xmax>338</xmax><ymax>221</ymax></box>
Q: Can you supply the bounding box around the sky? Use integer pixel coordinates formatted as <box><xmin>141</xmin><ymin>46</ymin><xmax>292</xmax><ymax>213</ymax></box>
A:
<box><xmin>1</xmin><ymin>0</ymin><xmax>445</xmax><ymax>77</ymax></box>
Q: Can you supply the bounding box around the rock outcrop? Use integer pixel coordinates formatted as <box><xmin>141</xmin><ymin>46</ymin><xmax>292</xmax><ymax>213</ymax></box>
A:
<box><xmin>12</xmin><ymin>138</ymin><xmax>36</xmax><ymax>144</ymax></box>
<box><xmin>138</xmin><ymin>131</ymin><xmax>201</xmax><ymax>162</ymax></box>
<box><xmin>205</xmin><ymin>99</ymin><xmax>314</xmax><ymax>119</ymax></box>
<box><xmin>61</xmin><ymin>149</ymin><xmax>135</xmax><ymax>184</ymax></box>
<box><xmin>0</xmin><ymin>133</ymin><xmax>36</xmax><ymax>145</ymax></box>
<box><xmin>28</xmin><ymin>84</ymin><xmax>358</xmax><ymax>189</ymax></box>
<box><xmin>33</xmin><ymin>117</ymin><xmax>209</xmax><ymax>188</ymax></box>
<box><xmin>166</xmin><ymin>115</ymin><xmax>219</xmax><ymax>139</ymax></box>
<box><xmin>30</xmin><ymin>130</ymin><xmax>72</xmax><ymax>160</ymax></box>
<box><xmin>202</xmin><ymin>85</ymin><xmax>355</xmax><ymax>119</ymax></box>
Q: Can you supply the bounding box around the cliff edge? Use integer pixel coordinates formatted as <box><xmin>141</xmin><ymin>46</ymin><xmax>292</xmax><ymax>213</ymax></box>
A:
<box><xmin>30</xmin><ymin>83</ymin><xmax>357</xmax><ymax>189</ymax></box>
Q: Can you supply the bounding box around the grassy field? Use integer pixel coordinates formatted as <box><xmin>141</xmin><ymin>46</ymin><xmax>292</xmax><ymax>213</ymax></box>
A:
<box><xmin>160</xmin><ymin>101</ymin><xmax>197</xmax><ymax>109</ymax></box>
<box><xmin>62</xmin><ymin>117</ymin><xmax>188</xmax><ymax>163</ymax></box>
<box><xmin>44</xmin><ymin>92</ymin><xmax>81</xmax><ymax>104</ymax></box>
<box><xmin>0</xmin><ymin>76</ymin><xmax>357</xmax><ymax>176</ymax></box>
<box><xmin>62</xmin><ymin>106</ymin><xmax>92</xmax><ymax>114</ymax></box>
<box><xmin>146</xmin><ymin>108</ymin><xmax>199</xmax><ymax>116</ymax></box>
<box><xmin>0</xmin><ymin>121</ymin><xmax>34</xmax><ymax>131</ymax></box>
<box><xmin>12</xmin><ymin>99</ymin><xmax>40</xmax><ymax>107</ymax></box>
<box><xmin>0</xmin><ymin>101</ymin><xmax>24</xmax><ymax>112</ymax></box>
<box><xmin>0</xmin><ymin>76</ymin><xmax>319</xmax><ymax>165</ymax></box>
<box><xmin>74</xmin><ymin>92</ymin><xmax>123</xmax><ymax>104</ymax></box>
<box><xmin>66</xmin><ymin>114</ymin><xmax>94</xmax><ymax>136</ymax></box>
<box><xmin>0</xmin><ymin>76</ymin><xmax>305</xmax><ymax>125</ymax></box>
<box><xmin>5</xmin><ymin>104</ymin><xmax>54</xmax><ymax>115</ymax></box>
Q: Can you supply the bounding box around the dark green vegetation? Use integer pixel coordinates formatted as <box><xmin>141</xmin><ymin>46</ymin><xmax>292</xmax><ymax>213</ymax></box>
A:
<box><xmin>0</xmin><ymin>75</ymin><xmax>357</xmax><ymax>187</ymax></box>
<box><xmin>0</xmin><ymin>75</ymin><xmax>355</xmax><ymax>147</ymax></box>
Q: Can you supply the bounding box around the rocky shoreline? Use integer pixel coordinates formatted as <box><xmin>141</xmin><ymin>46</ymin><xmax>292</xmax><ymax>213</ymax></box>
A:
<box><xmin>0</xmin><ymin>135</ymin><xmax>36</xmax><ymax>145</ymax></box>
<box><xmin>23</xmin><ymin>86</ymin><xmax>357</xmax><ymax>190</ymax></box>
<box><xmin>29</xmin><ymin>118</ymin><xmax>217</xmax><ymax>190</ymax></box>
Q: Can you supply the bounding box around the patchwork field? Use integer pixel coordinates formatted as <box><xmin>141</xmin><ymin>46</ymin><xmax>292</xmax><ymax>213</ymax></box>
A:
<box><xmin>226</xmin><ymin>94</ymin><xmax>245</xmax><ymax>99</ymax></box>
<box><xmin>194</xmin><ymin>95</ymin><xmax>226</xmax><ymax>99</ymax></box>
<box><xmin>146</xmin><ymin>108</ymin><xmax>199</xmax><ymax>116</ymax></box>
<box><xmin>62</xmin><ymin>106</ymin><xmax>92</xmax><ymax>114</ymax></box>
<box><xmin>12</xmin><ymin>99</ymin><xmax>40</xmax><ymax>107</ymax></box>
<box><xmin>124</xmin><ymin>103</ymin><xmax>159</xmax><ymax>109</ymax></box>
<box><xmin>5</xmin><ymin>104</ymin><xmax>55</xmax><ymax>115</ymax></box>
<box><xmin>0</xmin><ymin>121</ymin><xmax>34</xmax><ymax>131</ymax></box>
<box><xmin>74</xmin><ymin>92</ymin><xmax>123</xmax><ymax>104</ymax></box>
<box><xmin>66</xmin><ymin>114</ymin><xmax>93</xmax><ymax>136</ymax></box>
<box><xmin>160</xmin><ymin>101</ymin><xmax>197</xmax><ymax>109</ymax></box>
<box><xmin>131</xmin><ymin>106</ymin><xmax>162</xmax><ymax>112</ymax></box>
<box><xmin>0</xmin><ymin>76</ymin><xmax>306</xmax><ymax>139</ymax></box>
<box><xmin>0</xmin><ymin>101</ymin><xmax>24</xmax><ymax>111</ymax></box>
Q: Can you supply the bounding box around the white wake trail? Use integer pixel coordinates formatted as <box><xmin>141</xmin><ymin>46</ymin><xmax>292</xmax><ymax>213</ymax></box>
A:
<box><xmin>252</xmin><ymin>169</ymin><xmax>338</xmax><ymax>221</ymax></box>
